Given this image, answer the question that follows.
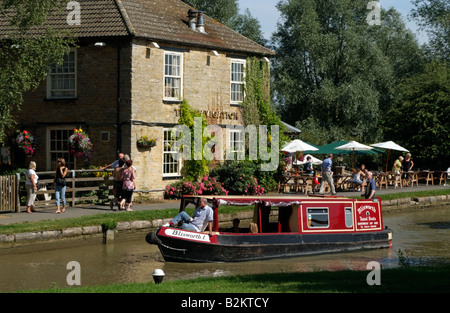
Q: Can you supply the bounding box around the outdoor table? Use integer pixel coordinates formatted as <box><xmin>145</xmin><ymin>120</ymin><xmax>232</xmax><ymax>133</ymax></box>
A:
<box><xmin>386</xmin><ymin>171</ymin><xmax>402</xmax><ymax>189</ymax></box>
<box><xmin>402</xmin><ymin>171</ymin><xmax>419</xmax><ymax>187</ymax></box>
<box><xmin>434</xmin><ymin>171</ymin><xmax>448</xmax><ymax>185</ymax></box>
<box><xmin>333</xmin><ymin>174</ymin><xmax>352</xmax><ymax>191</ymax></box>
<box><xmin>373</xmin><ymin>172</ymin><xmax>388</xmax><ymax>190</ymax></box>
<box><xmin>296</xmin><ymin>174</ymin><xmax>315</xmax><ymax>194</ymax></box>
<box><xmin>418</xmin><ymin>171</ymin><xmax>434</xmax><ymax>186</ymax></box>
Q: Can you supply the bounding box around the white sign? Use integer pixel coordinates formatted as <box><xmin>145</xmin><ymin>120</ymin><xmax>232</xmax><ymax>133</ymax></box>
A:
<box><xmin>164</xmin><ymin>228</ymin><xmax>211</xmax><ymax>243</ymax></box>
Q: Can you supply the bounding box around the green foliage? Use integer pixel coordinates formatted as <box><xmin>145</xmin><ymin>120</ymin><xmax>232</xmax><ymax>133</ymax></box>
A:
<box><xmin>210</xmin><ymin>160</ymin><xmax>266</xmax><ymax>195</ymax></box>
<box><xmin>101</xmin><ymin>220</ymin><xmax>117</xmax><ymax>232</ymax></box>
<box><xmin>411</xmin><ymin>0</ymin><xmax>449</xmax><ymax>60</ymax></box>
<box><xmin>164</xmin><ymin>176</ymin><xmax>228</xmax><ymax>199</ymax></box>
<box><xmin>178</xmin><ymin>99</ymin><xmax>211</xmax><ymax>181</ymax></box>
<box><xmin>383</xmin><ymin>61</ymin><xmax>450</xmax><ymax>169</ymax></box>
<box><xmin>271</xmin><ymin>0</ymin><xmax>424</xmax><ymax>144</ymax></box>
<box><xmin>0</xmin><ymin>0</ymin><xmax>75</xmax><ymax>142</ymax></box>
<box><xmin>182</xmin><ymin>0</ymin><xmax>267</xmax><ymax>45</ymax></box>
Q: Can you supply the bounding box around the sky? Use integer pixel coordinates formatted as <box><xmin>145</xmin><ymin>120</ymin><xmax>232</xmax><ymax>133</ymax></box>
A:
<box><xmin>238</xmin><ymin>0</ymin><xmax>428</xmax><ymax>44</ymax></box>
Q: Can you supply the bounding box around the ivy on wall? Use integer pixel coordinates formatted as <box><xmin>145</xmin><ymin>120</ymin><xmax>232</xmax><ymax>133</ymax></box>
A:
<box><xmin>178</xmin><ymin>99</ymin><xmax>211</xmax><ymax>181</ymax></box>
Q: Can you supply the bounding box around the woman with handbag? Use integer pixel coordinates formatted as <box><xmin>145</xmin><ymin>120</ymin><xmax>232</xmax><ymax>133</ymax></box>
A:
<box><xmin>25</xmin><ymin>161</ymin><xmax>39</xmax><ymax>213</ymax></box>
<box><xmin>120</xmin><ymin>159</ymin><xmax>135</xmax><ymax>212</ymax></box>
<box><xmin>54</xmin><ymin>158</ymin><xmax>68</xmax><ymax>214</ymax></box>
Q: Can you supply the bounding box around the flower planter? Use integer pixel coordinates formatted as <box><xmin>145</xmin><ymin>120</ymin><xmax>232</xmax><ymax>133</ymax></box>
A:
<box><xmin>137</xmin><ymin>141</ymin><xmax>156</xmax><ymax>149</ymax></box>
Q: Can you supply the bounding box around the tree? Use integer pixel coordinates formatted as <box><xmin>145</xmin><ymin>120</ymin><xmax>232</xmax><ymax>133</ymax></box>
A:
<box><xmin>411</xmin><ymin>0</ymin><xmax>450</xmax><ymax>60</ymax></box>
<box><xmin>271</xmin><ymin>0</ymin><xmax>423</xmax><ymax>144</ymax></box>
<box><xmin>272</xmin><ymin>0</ymin><xmax>391</xmax><ymax>143</ymax></box>
<box><xmin>383</xmin><ymin>61</ymin><xmax>450</xmax><ymax>169</ymax></box>
<box><xmin>0</xmin><ymin>0</ymin><xmax>74</xmax><ymax>142</ymax></box>
<box><xmin>182</xmin><ymin>0</ymin><xmax>266</xmax><ymax>45</ymax></box>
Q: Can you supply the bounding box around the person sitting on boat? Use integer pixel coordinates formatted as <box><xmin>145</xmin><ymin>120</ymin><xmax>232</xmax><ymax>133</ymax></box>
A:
<box><xmin>164</xmin><ymin>197</ymin><xmax>214</xmax><ymax>235</ymax></box>
<box><xmin>363</xmin><ymin>171</ymin><xmax>376</xmax><ymax>200</ymax></box>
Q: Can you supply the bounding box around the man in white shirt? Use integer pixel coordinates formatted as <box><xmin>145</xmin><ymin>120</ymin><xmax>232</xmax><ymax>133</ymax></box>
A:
<box><xmin>165</xmin><ymin>198</ymin><xmax>214</xmax><ymax>235</ymax></box>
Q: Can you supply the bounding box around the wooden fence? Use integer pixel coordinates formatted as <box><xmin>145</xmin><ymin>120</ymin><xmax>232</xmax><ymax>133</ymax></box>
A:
<box><xmin>0</xmin><ymin>175</ymin><xmax>20</xmax><ymax>212</ymax></box>
<box><xmin>0</xmin><ymin>169</ymin><xmax>115</xmax><ymax>213</ymax></box>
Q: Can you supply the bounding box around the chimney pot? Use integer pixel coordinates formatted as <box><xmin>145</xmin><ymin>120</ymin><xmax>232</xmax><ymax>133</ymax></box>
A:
<box><xmin>188</xmin><ymin>9</ymin><xmax>197</xmax><ymax>31</ymax></box>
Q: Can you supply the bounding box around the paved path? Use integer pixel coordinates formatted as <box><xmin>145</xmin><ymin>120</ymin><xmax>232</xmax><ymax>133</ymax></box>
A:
<box><xmin>0</xmin><ymin>184</ymin><xmax>448</xmax><ymax>226</ymax></box>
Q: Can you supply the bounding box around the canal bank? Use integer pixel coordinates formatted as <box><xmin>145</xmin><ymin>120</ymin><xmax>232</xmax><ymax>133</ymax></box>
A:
<box><xmin>0</xmin><ymin>185</ymin><xmax>449</xmax><ymax>245</ymax></box>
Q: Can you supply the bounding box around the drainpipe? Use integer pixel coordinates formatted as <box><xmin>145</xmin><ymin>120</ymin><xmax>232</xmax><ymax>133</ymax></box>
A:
<box><xmin>116</xmin><ymin>44</ymin><xmax>122</xmax><ymax>154</ymax></box>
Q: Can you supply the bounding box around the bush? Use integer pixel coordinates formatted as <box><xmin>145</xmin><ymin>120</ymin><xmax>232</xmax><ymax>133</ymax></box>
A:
<box><xmin>164</xmin><ymin>176</ymin><xmax>228</xmax><ymax>199</ymax></box>
<box><xmin>210</xmin><ymin>161</ymin><xmax>265</xmax><ymax>195</ymax></box>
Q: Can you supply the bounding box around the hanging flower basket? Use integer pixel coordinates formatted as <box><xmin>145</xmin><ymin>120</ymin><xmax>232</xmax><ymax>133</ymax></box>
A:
<box><xmin>137</xmin><ymin>135</ymin><xmax>157</xmax><ymax>148</ymax></box>
<box><xmin>68</xmin><ymin>128</ymin><xmax>93</xmax><ymax>162</ymax></box>
<box><xmin>16</xmin><ymin>130</ymin><xmax>36</xmax><ymax>158</ymax></box>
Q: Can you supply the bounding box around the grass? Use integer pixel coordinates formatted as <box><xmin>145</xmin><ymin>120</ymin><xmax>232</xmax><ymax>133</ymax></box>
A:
<box><xmin>1</xmin><ymin>188</ymin><xmax>449</xmax><ymax>236</ymax></box>
<box><xmin>22</xmin><ymin>265</ymin><xmax>450</xmax><ymax>293</ymax></box>
<box><xmin>0</xmin><ymin>205</ymin><xmax>252</xmax><ymax>235</ymax></box>
<box><xmin>376</xmin><ymin>188</ymin><xmax>450</xmax><ymax>201</ymax></box>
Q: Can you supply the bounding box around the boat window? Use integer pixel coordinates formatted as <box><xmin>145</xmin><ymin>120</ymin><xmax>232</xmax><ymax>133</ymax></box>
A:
<box><xmin>345</xmin><ymin>207</ymin><xmax>353</xmax><ymax>228</ymax></box>
<box><xmin>307</xmin><ymin>208</ymin><xmax>329</xmax><ymax>228</ymax></box>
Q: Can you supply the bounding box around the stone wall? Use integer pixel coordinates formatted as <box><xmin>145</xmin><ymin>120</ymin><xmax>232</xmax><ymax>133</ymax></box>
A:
<box><xmin>128</xmin><ymin>39</ymin><xmax>247</xmax><ymax>199</ymax></box>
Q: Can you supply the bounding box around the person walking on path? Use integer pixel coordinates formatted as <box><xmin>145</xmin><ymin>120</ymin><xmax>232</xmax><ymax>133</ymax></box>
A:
<box><xmin>110</xmin><ymin>159</ymin><xmax>125</xmax><ymax>210</ymax></box>
<box><xmin>319</xmin><ymin>154</ymin><xmax>336</xmax><ymax>195</ymax></box>
<box><xmin>54</xmin><ymin>158</ymin><xmax>68</xmax><ymax>214</ymax></box>
<box><xmin>120</xmin><ymin>159</ymin><xmax>135</xmax><ymax>211</ymax></box>
<box><xmin>25</xmin><ymin>161</ymin><xmax>39</xmax><ymax>213</ymax></box>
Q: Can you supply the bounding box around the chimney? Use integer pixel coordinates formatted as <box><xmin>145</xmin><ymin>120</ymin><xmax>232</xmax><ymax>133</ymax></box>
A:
<box><xmin>196</xmin><ymin>11</ymin><xmax>205</xmax><ymax>33</ymax></box>
<box><xmin>188</xmin><ymin>9</ymin><xmax>197</xmax><ymax>31</ymax></box>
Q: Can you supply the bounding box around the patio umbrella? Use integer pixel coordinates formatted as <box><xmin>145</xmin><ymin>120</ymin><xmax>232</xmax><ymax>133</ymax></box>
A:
<box><xmin>281</xmin><ymin>139</ymin><xmax>319</xmax><ymax>153</ymax></box>
<box><xmin>335</xmin><ymin>141</ymin><xmax>373</xmax><ymax>167</ymax></box>
<box><xmin>293</xmin><ymin>154</ymin><xmax>323</xmax><ymax>165</ymax></box>
<box><xmin>371</xmin><ymin>141</ymin><xmax>409</xmax><ymax>172</ymax></box>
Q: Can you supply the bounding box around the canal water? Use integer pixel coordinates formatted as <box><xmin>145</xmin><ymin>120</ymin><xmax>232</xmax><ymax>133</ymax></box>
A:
<box><xmin>0</xmin><ymin>205</ymin><xmax>448</xmax><ymax>292</ymax></box>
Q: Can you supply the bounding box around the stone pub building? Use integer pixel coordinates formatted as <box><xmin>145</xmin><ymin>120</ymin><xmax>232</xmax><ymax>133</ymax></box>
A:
<box><xmin>2</xmin><ymin>0</ymin><xmax>274</xmax><ymax>198</ymax></box>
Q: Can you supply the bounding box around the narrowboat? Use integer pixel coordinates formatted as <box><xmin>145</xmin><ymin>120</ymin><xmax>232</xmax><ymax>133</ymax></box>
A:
<box><xmin>146</xmin><ymin>195</ymin><xmax>393</xmax><ymax>263</ymax></box>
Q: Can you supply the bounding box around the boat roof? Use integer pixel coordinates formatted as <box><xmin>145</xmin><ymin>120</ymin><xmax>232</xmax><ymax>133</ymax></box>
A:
<box><xmin>183</xmin><ymin>194</ymin><xmax>355</xmax><ymax>207</ymax></box>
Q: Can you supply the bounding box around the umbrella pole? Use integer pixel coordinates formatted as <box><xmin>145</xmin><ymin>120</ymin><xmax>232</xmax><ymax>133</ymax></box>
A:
<box><xmin>385</xmin><ymin>149</ymin><xmax>390</xmax><ymax>173</ymax></box>
<box><xmin>352</xmin><ymin>149</ymin><xmax>355</xmax><ymax>168</ymax></box>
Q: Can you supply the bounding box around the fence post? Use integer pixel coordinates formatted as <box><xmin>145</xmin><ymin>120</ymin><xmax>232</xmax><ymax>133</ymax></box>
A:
<box><xmin>71</xmin><ymin>170</ymin><xmax>76</xmax><ymax>207</ymax></box>
<box><xmin>15</xmin><ymin>173</ymin><xmax>21</xmax><ymax>213</ymax></box>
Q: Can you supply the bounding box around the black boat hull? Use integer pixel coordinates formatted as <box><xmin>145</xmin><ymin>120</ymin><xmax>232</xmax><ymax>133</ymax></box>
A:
<box><xmin>146</xmin><ymin>227</ymin><xmax>393</xmax><ymax>263</ymax></box>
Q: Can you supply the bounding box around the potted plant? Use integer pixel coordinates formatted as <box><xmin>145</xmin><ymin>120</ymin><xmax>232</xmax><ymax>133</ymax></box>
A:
<box><xmin>68</xmin><ymin>128</ymin><xmax>94</xmax><ymax>162</ymax></box>
<box><xmin>16</xmin><ymin>130</ymin><xmax>36</xmax><ymax>158</ymax></box>
<box><xmin>137</xmin><ymin>135</ymin><xmax>157</xmax><ymax>148</ymax></box>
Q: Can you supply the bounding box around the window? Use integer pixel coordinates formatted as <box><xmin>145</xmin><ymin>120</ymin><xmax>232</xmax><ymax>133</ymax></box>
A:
<box><xmin>230</xmin><ymin>59</ymin><xmax>245</xmax><ymax>104</ymax></box>
<box><xmin>101</xmin><ymin>131</ymin><xmax>110</xmax><ymax>142</ymax></box>
<box><xmin>345</xmin><ymin>207</ymin><xmax>353</xmax><ymax>228</ymax></box>
<box><xmin>164</xmin><ymin>52</ymin><xmax>183</xmax><ymax>100</ymax></box>
<box><xmin>228</xmin><ymin>129</ymin><xmax>244</xmax><ymax>154</ymax></box>
<box><xmin>163</xmin><ymin>128</ymin><xmax>181</xmax><ymax>177</ymax></box>
<box><xmin>48</xmin><ymin>128</ymin><xmax>75</xmax><ymax>170</ymax></box>
<box><xmin>47</xmin><ymin>49</ymin><xmax>76</xmax><ymax>99</ymax></box>
<box><xmin>307</xmin><ymin>208</ymin><xmax>329</xmax><ymax>228</ymax></box>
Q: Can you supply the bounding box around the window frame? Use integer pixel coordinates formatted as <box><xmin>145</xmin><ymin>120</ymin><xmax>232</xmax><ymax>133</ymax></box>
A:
<box><xmin>228</xmin><ymin>129</ymin><xmax>245</xmax><ymax>155</ymax></box>
<box><xmin>307</xmin><ymin>208</ymin><xmax>329</xmax><ymax>229</ymax></box>
<box><xmin>345</xmin><ymin>207</ymin><xmax>353</xmax><ymax>228</ymax></box>
<box><xmin>230</xmin><ymin>58</ymin><xmax>246</xmax><ymax>105</ymax></box>
<box><xmin>46</xmin><ymin>48</ymin><xmax>77</xmax><ymax>99</ymax></box>
<box><xmin>163</xmin><ymin>51</ymin><xmax>183</xmax><ymax>101</ymax></box>
<box><xmin>162</xmin><ymin>128</ymin><xmax>182</xmax><ymax>177</ymax></box>
<box><xmin>47</xmin><ymin>127</ymin><xmax>76</xmax><ymax>170</ymax></box>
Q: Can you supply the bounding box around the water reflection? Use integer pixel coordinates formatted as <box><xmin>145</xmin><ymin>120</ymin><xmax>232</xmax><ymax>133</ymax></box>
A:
<box><xmin>0</xmin><ymin>205</ymin><xmax>448</xmax><ymax>292</ymax></box>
